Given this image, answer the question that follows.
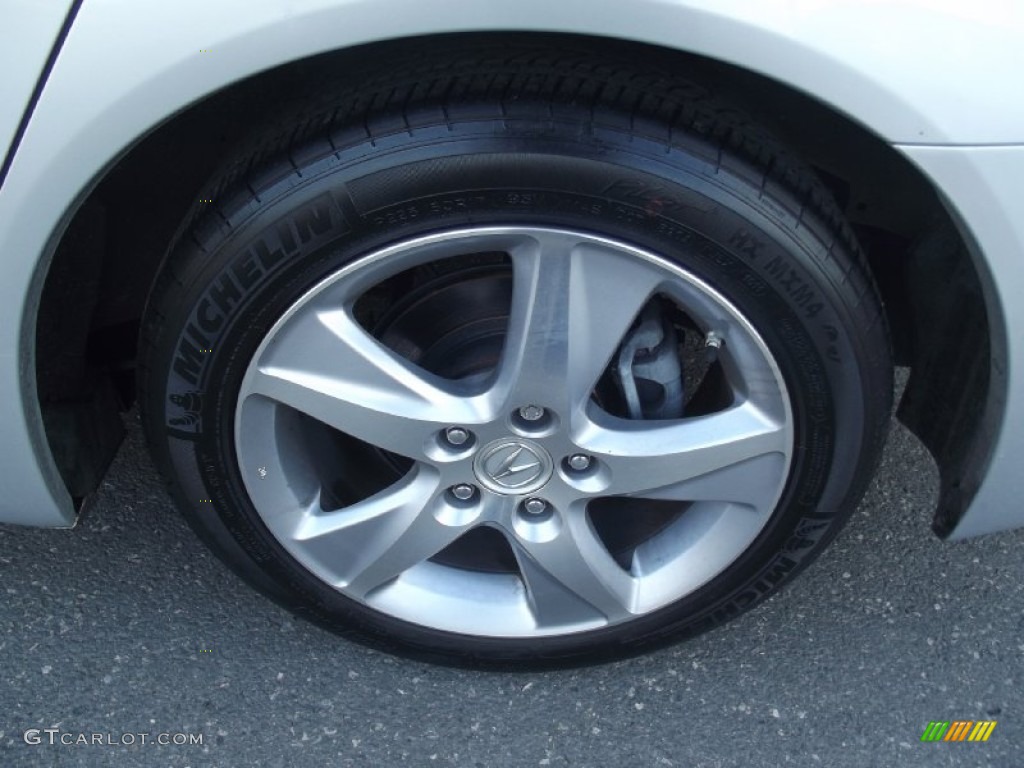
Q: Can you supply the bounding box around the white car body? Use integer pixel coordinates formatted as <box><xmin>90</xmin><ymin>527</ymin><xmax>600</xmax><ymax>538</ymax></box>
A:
<box><xmin>1</xmin><ymin>0</ymin><xmax>1021</xmax><ymax>539</ymax></box>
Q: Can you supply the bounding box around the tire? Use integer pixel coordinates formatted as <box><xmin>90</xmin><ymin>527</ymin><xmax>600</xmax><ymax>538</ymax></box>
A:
<box><xmin>139</xmin><ymin>42</ymin><xmax>892</xmax><ymax>665</ymax></box>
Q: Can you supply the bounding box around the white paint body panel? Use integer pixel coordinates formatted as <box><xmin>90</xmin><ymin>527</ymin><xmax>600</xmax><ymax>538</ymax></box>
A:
<box><xmin>0</xmin><ymin>1</ymin><xmax>70</xmax><ymax>160</ymax></box>
<box><xmin>0</xmin><ymin>1</ymin><xmax>75</xmax><ymax>526</ymax></box>
<box><xmin>0</xmin><ymin>0</ymin><xmax>1022</xmax><ymax>528</ymax></box>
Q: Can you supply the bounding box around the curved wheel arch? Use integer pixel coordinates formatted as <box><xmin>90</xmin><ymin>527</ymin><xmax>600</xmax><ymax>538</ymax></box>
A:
<box><xmin>19</xmin><ymin>26</ymin><xmax>998</xmax><ymax>540</ymax></box>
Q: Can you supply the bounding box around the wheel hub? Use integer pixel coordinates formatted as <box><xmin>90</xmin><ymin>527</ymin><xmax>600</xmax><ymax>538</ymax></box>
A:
<box><xmin>473</xmin><ymin>438</ymin><xmax>554</xmax><ymax>495</ymax></box>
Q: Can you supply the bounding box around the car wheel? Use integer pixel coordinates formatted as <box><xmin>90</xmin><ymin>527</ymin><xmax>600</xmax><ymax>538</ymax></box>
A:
<box><xmin>140</xmin><ymin>45</ymin><xmax>892</xmax><ymax>664</ymax></box>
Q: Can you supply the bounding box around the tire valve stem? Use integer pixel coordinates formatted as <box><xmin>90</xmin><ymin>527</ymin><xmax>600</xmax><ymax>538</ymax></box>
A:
<box><xmin>704</xmin><ymin>331</ymin><xmax>723</xmax><ymax>365</ymax></box>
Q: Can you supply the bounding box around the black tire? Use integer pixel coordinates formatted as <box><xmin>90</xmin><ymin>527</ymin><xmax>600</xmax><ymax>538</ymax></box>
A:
<box><xmin>139</xmin><ymin>41</ymin><xmax>892</xmax><ymax>665</ymax></box>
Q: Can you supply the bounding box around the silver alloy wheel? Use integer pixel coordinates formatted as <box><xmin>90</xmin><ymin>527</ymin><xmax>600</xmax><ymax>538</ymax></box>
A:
<box><xmin>234</xmin><ymin>227</ymin><xmax>793</xmax><ymax>638</ymax></box>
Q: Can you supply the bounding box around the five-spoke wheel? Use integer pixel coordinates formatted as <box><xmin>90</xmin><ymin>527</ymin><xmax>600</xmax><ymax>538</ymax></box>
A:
<box><xmin>235</xmin><ymin>228</ymin><xmax>793</xmax><ymax>636</ymax></box>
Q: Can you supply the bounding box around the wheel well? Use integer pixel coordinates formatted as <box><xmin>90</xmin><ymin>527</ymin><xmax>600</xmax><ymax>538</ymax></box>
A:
<box><xmin>36</xmin><ymin>32</ymin><xmax>990</xmax><ymax>532</ymax></box>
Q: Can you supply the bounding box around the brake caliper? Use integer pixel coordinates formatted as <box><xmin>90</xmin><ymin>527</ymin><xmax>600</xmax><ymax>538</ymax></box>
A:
<box><xmin>615</xmin><ymin>302</ymin><xmax>685</xmax><ymax>420</ymax></box>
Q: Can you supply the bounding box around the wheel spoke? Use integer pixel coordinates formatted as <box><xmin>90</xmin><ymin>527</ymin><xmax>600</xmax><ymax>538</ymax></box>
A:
<box><xmin>290</xmin><ymin>466</ymin><xmax>478</xmax><ymax>598</ymax></box>
<box><xmin>511</xmin><ymin>510</ymin><xmax>638</xmax><ymax>625</ymax></box>
<box><xmin>492</xmin><ymin>232</ymin><xmax>664</xmax><ymax>416</ymax></box>
<box><xmin>245</xmin><ymin>304</ymin><xmax>486</xmax><ymax>457</ymax></box>
<box><xmin>635</xmin><ymin>453</ymin><xmax>788</xmax><ymax>508</ymax></box>
<box><xmin>580</xmin><ymin>401</ymin><xmax>789</xmax><ymax>503</ymax></box>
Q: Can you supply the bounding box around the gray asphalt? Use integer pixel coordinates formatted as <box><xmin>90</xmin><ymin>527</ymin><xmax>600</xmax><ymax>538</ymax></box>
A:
<box><xmin>1</xmin><ymin>407</ymin><xmax>1022</xmax><ymax>767</ymax></box>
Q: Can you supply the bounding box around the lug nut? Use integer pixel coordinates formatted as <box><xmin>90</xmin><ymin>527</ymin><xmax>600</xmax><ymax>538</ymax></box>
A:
<box><xmin>567</xmin><ymin>454</ymin><xmax>592</xmax><ymax>472</ymax></box>
<box><xmin>522</xmin><ymin>498</ymin><xmax>548</xmax><ymax>516</ymax></box>
<box><xmin>518</xmin><ymin>405</ymin><xmax>545</xmax><ymax>422</ymax></box>
<box><xmin>450</xmin><ymin>484</ymin><xmax>477</xmax><ymax>501</ymax></box>
<box><xmin>444</xmin><ymin>427</ymin><xmax>471</xmax><ymax>446</ymax></box>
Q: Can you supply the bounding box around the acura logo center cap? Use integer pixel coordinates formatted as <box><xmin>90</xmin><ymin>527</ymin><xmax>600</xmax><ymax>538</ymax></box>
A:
<box><xmin>474</xmin><ymin>438</ymin><xmax>553</xmax><ymax>495</ymax></box>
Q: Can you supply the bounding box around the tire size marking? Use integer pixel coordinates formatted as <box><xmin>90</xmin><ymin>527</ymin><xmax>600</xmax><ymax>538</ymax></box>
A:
<box><xmin>428</xmin><ymin>197</ymin><xmax>470</xmax><ymax>214</ymax></box>
<box><xmin>372</xmin><ymin>205</ymin><xmax>419</xmax><ymax>227</ymax></box>
<box><xmin>507</xmin><ymin>191</ymin><xmax>604</xmax><ymax>217</ymax></box>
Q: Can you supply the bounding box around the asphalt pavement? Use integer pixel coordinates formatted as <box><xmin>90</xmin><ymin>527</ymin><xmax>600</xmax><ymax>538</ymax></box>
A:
<box><xmin>1</xmin><ymin>404</ymin><xmax>1022</xmax><ymax>767</ymax></box>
